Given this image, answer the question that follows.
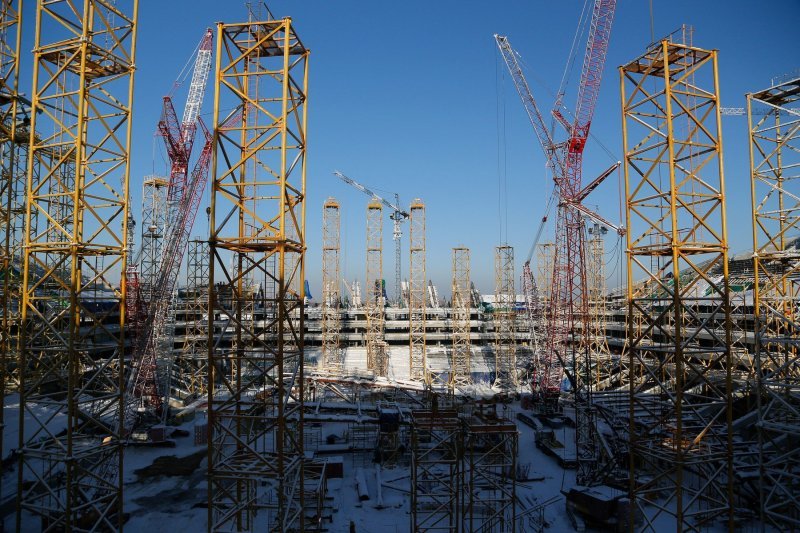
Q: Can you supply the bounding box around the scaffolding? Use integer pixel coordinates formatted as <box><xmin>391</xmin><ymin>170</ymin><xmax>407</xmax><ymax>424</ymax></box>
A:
<box><xmin>16</xmin><ymin>0</ymin><xmax>138</xmax><ymax>529</ymax></box>
<box><xmin>535</xmin><ymin>242</ymin><xmax>555</xmax><ymax>306</ymax></box>
<box><xmin>409</xmin><ymin>198</ymin><xmax>427</xmax><ymax>383</ymax></box>
<box><xmin>586</xmin><ymin>222</ymin><xmax>611</xmax><ymax>388</ymax></box>
<box><xmin>621</xmin><ymin>38</ymin><xmax>734</xmax><ymax>531</ymax></box>
<box><xmin>321</xmin><ymin>197</ymin><xmax>343</xmax><ymax>374</ymax></box>
<box><xmin>366</xmin><ymin>199</ymin><xmax>386</xmax><ymax>376</ymax></box>
<box><xmin>450</xmin><ymin>247</ymin><xmax>472</xmax><ymax>389</ymax></box>
<box><xmin>411</xmin><ymin>410</ymin><xmax>461</xmax><ymax>532</ymax></box>
<box><xmin>172</xmin><ymin>239</ymin><xmax>210</xmax><ymax>401</ymax></box>
<box><xmin>748</xmin><ymin>75</ymin><xmax>800</xmax><ymax>529</ymax></box>
<box><xmin>0</xmin><ymin>0</ymin><xmax>24</xmax><ymax>493</ymax></box>
<box><xmin>140</xmin><ymin>176</ymin><xmax>168</xmax><ymax>305</ymax></box>
<box><xmin>462</xmin><ymin>405</ymin><xmax>517</xmax><ymax>532</ymax></box>
<box><xmin>207</xmin><ymin>17</ymin><xmax>308</xmax><ymax>532</ymax></box>
<box><xmin>494</xmin><ymin>245</ymin><xmax>517</xmax><ymax>390</ymax></box>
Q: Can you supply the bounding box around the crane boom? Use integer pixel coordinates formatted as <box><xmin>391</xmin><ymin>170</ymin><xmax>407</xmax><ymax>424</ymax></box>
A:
<box><xmin>333</xmin><ymin>171</ymin><xmax>409</xmax><ymax>217</ymax></box>
<box><xmin>494</xmin><ymin>35</ymin><xmax>558</xmax><ymax>163</ymax></box>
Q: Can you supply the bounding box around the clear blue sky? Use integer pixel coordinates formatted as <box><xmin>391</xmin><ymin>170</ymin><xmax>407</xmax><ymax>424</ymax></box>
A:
<box><xmin>23</xmin><ymin>1</ymin><xmax>798</xmax><ymax>299</ymax></box>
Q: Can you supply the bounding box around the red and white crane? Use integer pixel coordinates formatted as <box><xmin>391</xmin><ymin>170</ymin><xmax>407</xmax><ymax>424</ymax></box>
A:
<box><xmin>126</xmin><ymin>28</ymin><xmax>215</xmax><ymax>430</ymax></box>
<box><xmin>496</xmin><ymin>0</ymin><xmax>619</xmax><ymax>486</ymax></box>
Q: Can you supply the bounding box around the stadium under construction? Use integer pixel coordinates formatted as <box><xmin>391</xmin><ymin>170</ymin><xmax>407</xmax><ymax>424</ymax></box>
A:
<box><xmin>0</xmin><ymin>1</ymin><xmax>799</xmax><ymax>532</ymax></box>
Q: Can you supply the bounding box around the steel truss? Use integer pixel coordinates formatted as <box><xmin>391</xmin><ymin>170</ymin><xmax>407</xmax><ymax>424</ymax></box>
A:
<box><xmin>172</xmin><ymin>239</ymin><xmax>209</xmax><ymax>401</ymax></box>
<box><xmin>586</xmin><ymin>222</ymin><xmax>612</xmax><ymax>388</ymax></box>
<box><xmin>366</xmin><ymin>199</ymin><xmax>386</xmax><ymax>376</ymax></box>
<box><xmin>411</xmin><ymin>410</ymin><xmax>460</xmax><ymax>532</ymax></box>
<box><xmin>748</xmin><ymin>75</ymin><xmax>800</xmax><ymax>529</ymax></box>
<box><xmin>207</xmin><ymin>17</ymin><xmax>308</xmax><ymax>532</ymax></box>
<box><xmin>321</xmin><ymin>197</ymin><xmax>343</xmax><ymax>375</ymax></box>
<box><xmin>493</xmin><ymin>245</ymin><xmax>517</xmax><ymax>390</ymax></box>
<box><xmin>409</xmin><ymin>198</ymin><xmax>427</xmax><ymax>383</ymax></box>
<box><xmin>139</xmin><ymin>176</ymin><xmax>168</xmax><ymax>305</ymax></box>
<box><xmin>621</xmin><ymin>39</ymin><xmax>734</xmax><ymax>531</ymax></box>
<box><xmin>16</xmin><ymin>0</ymin><xmax>138</xmax><ymax>529</ymax></box>
<box><xmin>462</xmin><ymin>406</ymin><xmax>517</xmax><ymax>532</ymax></box>
<box><xmin>0</xmin><ymin>0</ymin><xmax>24</xmax><ymax>499</ymax></box>
<box><xmin>450</xmin><ymin>247</ymin><xmax>472</xmax><ymax>389</ymax></box>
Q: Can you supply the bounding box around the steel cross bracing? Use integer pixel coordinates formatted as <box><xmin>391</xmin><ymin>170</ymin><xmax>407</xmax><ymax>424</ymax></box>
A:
<box><xmin>621</xmin><ymin>39</ymin><xmax>736</xmax><ymax>531</ymax></box>
<box><xmin>450</xmin><ymin>247</ymin><xmax>472</xmax><ymax>390</ymax></box>
<box><xmin>410</xmin><ymin>410</ymin><xmax>461</xmax><ymax>532</ymax></box>
<box><xmin>15</xmin><ymin>1</ymin><xmax>138</xmax><ymax>529</ymax></box>
<box><xmin>366</xmin><ymin>199</ymin><xmax>387</xmax><ymax>376</ymax></box>
<box><xmin>748</xmin><ymin>75</ymin><xmax>800</xmax><ymax>529</ymax></box>
<box><xmin>0</xmin><ymin>0</ymin><xmax>24</xmax><ymax>499</ymax></box>
<box><xmin>207</xmin><ymin>18</ymin><xmax>308</xmax><ymax>532</ymax></box>
<box><xmin>494</xmin><ymin>245</ymin><xmax>518</xmax><ymax>391</ymax></box>
<box><xmin>321</xmin><ymin>197</ymin><xmax>344</xmax><ymax>375</ymax></box>
<box><xmin>409</xmin><ymin>199</ymin><xmax>427</xmax><ymax>383</ymax></box>
<box><xmin>171</xmin><ymin>239</ymin><xmax>210</xmax><ymax>400</ymax></box>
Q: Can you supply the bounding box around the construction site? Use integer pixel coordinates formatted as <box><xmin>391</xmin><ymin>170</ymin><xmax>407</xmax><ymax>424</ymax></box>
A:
<box><xmin>0</xmin><ymin>0</ymin><xmax>798</xmax><ymax>532</ymax></box>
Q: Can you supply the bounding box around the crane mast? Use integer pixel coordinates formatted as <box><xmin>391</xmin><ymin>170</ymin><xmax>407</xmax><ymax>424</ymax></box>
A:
<box><xmin>498</xmin><ymin>0</ymin><xmax>617</xmax><ymax>487</ymax></box>
<box><xmin>126</xmin><ymin>29</ymin><xmax>216</xmax><ymax>428</ymax></box>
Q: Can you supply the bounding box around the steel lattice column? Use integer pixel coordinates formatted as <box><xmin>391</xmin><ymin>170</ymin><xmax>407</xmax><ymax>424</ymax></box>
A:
<box><xmin>586</xmin><ymin>222</ymin><xmax>611</xmax><ymax>388</ymax></box>
<box><xmin>409</xmin><ymin>199</ymin><xmax>427</xmax><ymax>382</ymax></box>
<box><xmin>411</xmin><ymin>410</ymin><xmax>461</xmax><ymax>532</ymax></box>
<box><xmin>462</xmin><ymin>407</ymin><xmax>517</xmax><ymax>532</ymax></box>
<box><xmin>0</xmin><ymin>0</ymin><xmax>23</xmax><ymax>507</ymax></box>
<box><xmin>493</xmin><ymin>245</ymin><xmax>517</xmax><ymax>390</ymax></box>
<box><xmin>366</xmin><ymin>199</ymin><xmax>386</xmax><ymax>376</ymax></box>
<box><xmin>450</xmin><ymin>247</ymin><xmax>472</xmax><ymax>389</ymax></box>
<box><xmin>139</xmin><ymin>175</ymin><xmax>168</xmax><ymax>305</ymax></box>
<box><xmin>16</xmin><ymin>0</ymin><xmax>138</xmax><ymax>529</ymax></box>
<box><xmin>621</xmin><ymin>39</ymin><xmax>734</xmax><ymax>531</ymax></box>
<box><xmin>172</xmin><ymin>239</ymin><xmax>209</xmax><ymax>401</ymax></box>
<box><xmin>207</xmin><ymin>18</ymin><xmax>308</xmax><ymax>532</ymax></box>
<box><xmin>321</xmin><ymin>197</ymin><xmax>343</xmax><ymax>374</ymax></box>
<box><xmin>748</xmin><ymin>76</ymin><xmax>800</xmax><ymax>529</ymax></box>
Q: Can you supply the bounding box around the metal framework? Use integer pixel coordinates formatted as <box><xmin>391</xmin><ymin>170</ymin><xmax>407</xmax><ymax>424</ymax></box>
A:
<box><xmin>139</xmin><ymin>176</ymin><xmax>168</xmax><ymax>304</ymax></box>
<box><xmin>207</xmin><ymin>17</ymin><xmax>308</xmax><ymax>531</ymax></box>
<box><xmin>621</xmin><ymin>39</ymin><xmax>734</xmax><ymax>531</ymax></box>
<box><xmin>411</xmin><ymin>410</ymin><xmax>461</xmax><ymax>532</ymax></box>
<box><xmin>172</xmin><ymin>239</ymin><xmax>210</xmax><ymax>401</ymax></box>
<box><xmin>321</xmin><ymin>197</ymin><xmax>343</xmax><ymax>374</ymax></box>
<box><xmin>409</xmin><ymin>198</ymin><xmax>427</xmax><ymax>382</ymax></box>
<box><xmin>535</xmin><ymin>242</ymin><xmax>554</xmax><ymax>306</ymax></box>
<box><xmin>462</xmin><ymin>407</ymin><xmax>517</xmax><ymax>532</ymax></box>
<box><xmin>748</xmin><ymin>76</ymin><xmax>800</xmax><ymax>529</ymax></box>
<box><xmin>450</xmin><ymin>247</ymin><xmax>472</xmax><ymax>389</ymax></box>
<box><xmin>0</xmin><ymin>0</ymin><xmax>24</xmax><ymax>489</ymax></box>
<box><xmin>493</xmin><ymin>245</ymin><xmax>517</xmax><ymax>390</ymax></box>
<box><xmin>16</xmin><ymin>0</ymin><xmax>138</xmax><ymax>529</ymax></box>
<box><xmin>586</xmin><ymin>222</ymin><xmax>611</xmax><ymax>387</ymax></box>
<box><xmin>366</xmin><ymin>199</ymin><xmax>386</xmax><ymax>376</ymax></box>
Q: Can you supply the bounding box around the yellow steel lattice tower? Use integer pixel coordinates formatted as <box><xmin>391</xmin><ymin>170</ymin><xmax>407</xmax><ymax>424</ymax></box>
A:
<box><xmin>16</xmin><ymin>1</ymin><xmax>138</xmax><ymax>529</ymax></box>
<box><xmin>322</xmin><ymin>197</ymin><xmax>343</xmax><ymax>374</ymax></box>
<box><xmin>365</xmin><ymin>199</ymin><xmax>386</xmax><ymax>376</ymax></box>
<box><xmin>748</xmin><ymin>75</ymin><xmax>800</xmax><ymax>529</ymax></box>
<box><xmin>409</xmin><ymin>199</ymin><xmax>427</xmax><ymax>383</ymax></box>
<box><xmin>207</xmin><ymin>18</ymin><xmax>308</xmax><ymax>531</ymax></box>
<box><xmin>450</xmin><ymin>247</ymin><xmax>472</xmax><ymax>389</ymax></box>
<box><xmin>172</xmin><ymin>239</ymin><xmax>209</xmax><ymax>400</ymax></box>
<box><xmin>0</xmin><ymin>0</ymin><xmax>23</xmax><ymax>502</ymax></box>
<box><xmin>621</xmin><ymin>39</ymin><xmax>734</xmax><ymax>531</ymax></box>
<box><xmin>494</xmin><ymin>245</ymin><xmax>517</xmax><ymax>390</ymax></box>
